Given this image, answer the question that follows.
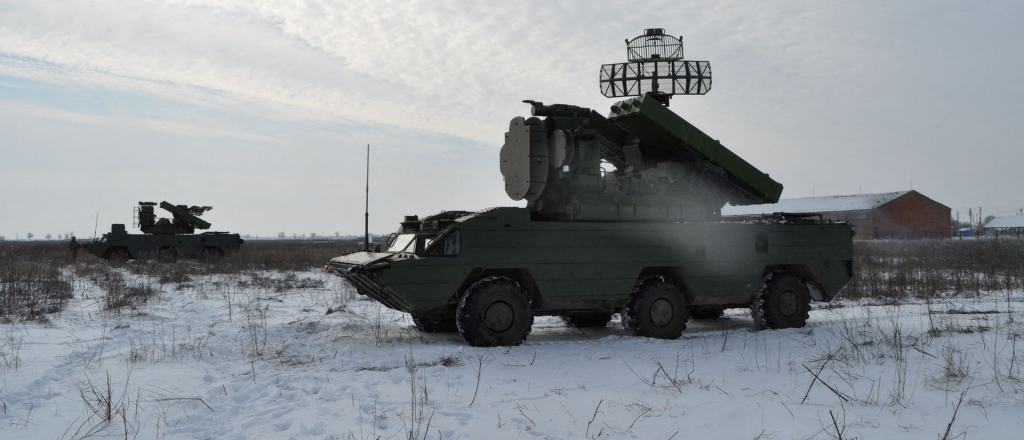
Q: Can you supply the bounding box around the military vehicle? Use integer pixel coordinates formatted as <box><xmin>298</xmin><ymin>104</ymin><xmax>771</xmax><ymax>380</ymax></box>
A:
<box><xmin>326</xmin><ymin>29</ymin><xmax>854</xmax><ymax>347</ymax></box>
<box><xmin>84</xmin><ymin>201</ymin><xmax>244</xmax><ymax>262</ymax></box>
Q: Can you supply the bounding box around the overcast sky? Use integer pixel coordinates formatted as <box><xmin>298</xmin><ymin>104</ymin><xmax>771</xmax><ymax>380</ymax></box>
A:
<box><xmin>1</xmin><ymin>0</ymin><xmax>1022</xmax><ymax>239</ymax></box>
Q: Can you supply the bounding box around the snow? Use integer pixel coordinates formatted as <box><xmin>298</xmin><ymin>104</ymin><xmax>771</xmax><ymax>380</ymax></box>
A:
<box><xmin>2</xmin><ymin>267</ymin><xmax>1023</xmax><ymax>439</ymax></box>
<box><xmin>985</xmin><ymin>216</ymin><xmax>1024</xmax><ymax>229</ymax></box>
<box><xmin>723</xmin><ymin>191</ymin><xmax>911</xmax><ymax>216</ymax></box>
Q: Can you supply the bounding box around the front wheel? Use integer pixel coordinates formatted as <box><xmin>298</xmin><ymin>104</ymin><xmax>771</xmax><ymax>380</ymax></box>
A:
<box><xmin>751</xmin><ymin>271</ymin><xmax>811</xmax><ymax>329</ymax></box>
<box><xmin>622</xmin><ymin>278</ymin><xmax>689</xmax><ymax>339</ymax></box>
<box><xmin>105</xmin><ymin>248</ymin><xmax>130</xmax><ymax>265</ymax></box>
<box><xmin>456</xmin><ymin>277</ymin><xmax>533</xmax><ymax>347</ymax></box>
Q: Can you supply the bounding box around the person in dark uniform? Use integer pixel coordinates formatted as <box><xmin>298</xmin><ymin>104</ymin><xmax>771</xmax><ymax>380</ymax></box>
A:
<box><xmin>68</xmin><ymin>236</ymin><xmax>81</xmax><ymax>263</ymax></box>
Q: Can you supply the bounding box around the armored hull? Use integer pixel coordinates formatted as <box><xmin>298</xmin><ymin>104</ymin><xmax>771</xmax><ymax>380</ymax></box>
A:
<box><xmin>84</xmin><ymin>224</ymin><xmax>243</xmax><ymax>262</ymax></box>
<box><xmin>83</xmin><ymin>201</ymin><xmax>243</xmax><ymax>262</ymax></box>
<box><xmin>328</xmin><ymin>208</ymin><xmax>852</xmax><ymax>321</ymax></box>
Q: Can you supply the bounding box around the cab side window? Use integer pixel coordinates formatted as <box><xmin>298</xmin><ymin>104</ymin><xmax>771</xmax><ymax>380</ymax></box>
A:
<box><xmin>429</xmin><ymin>230</ymin><xmax>461</xmax><ymax>256</ymax></box>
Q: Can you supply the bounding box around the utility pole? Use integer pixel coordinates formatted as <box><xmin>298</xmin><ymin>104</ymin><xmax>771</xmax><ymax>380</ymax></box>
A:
<box><xmin>364</xmin><ymin>144</ymin><xmax>370</xmax><ymax>252</ymax></box>
<box><xmin>978</xmin><ymin>206</ymin><xmax>982</xmax><ymax>238</ymax></box>
<box><xmin>968</xmin><ymin>208</ymin><xmax>974</xmax><ymax>238</ymax></box>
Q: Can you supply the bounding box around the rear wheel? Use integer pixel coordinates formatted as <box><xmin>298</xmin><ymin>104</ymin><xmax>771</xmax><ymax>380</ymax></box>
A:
<box><xmin>622</xmin><ymin>278</ymin><xmax>688</xmax><ymax>339</ymax></box>
<box><xmin>412</xmin><ymin>316</ymin><xmax>458</xmax><ymax>333</ymax></box>
<box><xmin>561</xmin><ymin>313</ymin><xmax>613</xmax><ymax>328</ymax></box>
<box><xmin>751</xmin><ymin>272</ymin><xmax>811</xmax><ymax>329</ymax></box>
<box><xmin>456</xmin><ymin>277</ymin><xmax>533</xmax><ymax>347</ymax></box>
<box><xmin>157</xmin><ymin>247</ymin><xmax>178</xmax><ymax>263</ymax></box>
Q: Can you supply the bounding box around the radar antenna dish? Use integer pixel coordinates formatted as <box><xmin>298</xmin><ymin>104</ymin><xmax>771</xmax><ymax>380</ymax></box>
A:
<box><xmin>599</xmin><ymin>28</ymin><xmax>711</xmax><ymax>106</ymax></box>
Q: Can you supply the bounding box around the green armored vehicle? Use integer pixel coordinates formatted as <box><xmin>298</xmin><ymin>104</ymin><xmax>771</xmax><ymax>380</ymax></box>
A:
<box><xmin>327</xmin><ymin>29</ymin><xmax>854</xmax><ymax>347</ymax></box>
<box><xmin>84</xmin><ymin>201</ymin><xmax>244</xmax><ymax>262</ymax></box>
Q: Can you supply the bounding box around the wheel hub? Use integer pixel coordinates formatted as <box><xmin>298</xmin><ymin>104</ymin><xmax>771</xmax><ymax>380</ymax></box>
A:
<box><xmin>484</xmin><ymin>301</ymin><xmax>515</xmax><ymax>333</ymax></box>
<box><xmin>649</xmin><ymin>298</ymin><xmax>674</xmax><ymax>328</ymax></box>
<box><xmin>779</xmin><ymin>290</ymin><xmax>799</xmax><ymax>317</ymax></box>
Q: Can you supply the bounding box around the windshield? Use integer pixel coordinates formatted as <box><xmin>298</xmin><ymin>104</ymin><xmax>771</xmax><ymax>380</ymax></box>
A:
<box><xmin>387</xmin><ymin>233</ymin><xmax>416</xmax><ymax>253</ymax></box>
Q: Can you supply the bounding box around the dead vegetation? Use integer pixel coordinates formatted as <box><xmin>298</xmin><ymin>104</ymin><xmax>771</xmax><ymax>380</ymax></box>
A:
<box><xmin>4</xmin><ymin>238</ymin><xmax>1023</xmax><ymax>323</ymax></box>
<box><xmin>841</xmin><ymin>239</ymin><xmax>1024</xmax><ymax>301</ymax></box>
<box><xmin>0</xmin><ymin>239</ymin><xmax>360</xmax><ymax>320</ymax></box>
<box><xmin>0</xmin><ymin>242</ymin><xmax>74</xmax><ymax>321</ymax></box>
<box><xmin>203</xmin><ymin>239</ymin><xmax>364</xmax><ymax>272</ymax></box>
<box><xmin>92</xmin><ymin>268</ymin><xmax>158</xmax><ymax>312</ymax></box>
<box><xmin>2</xmin><ymin>237</ymin><xmax>1022</xmax><ymax>439</ymax></box>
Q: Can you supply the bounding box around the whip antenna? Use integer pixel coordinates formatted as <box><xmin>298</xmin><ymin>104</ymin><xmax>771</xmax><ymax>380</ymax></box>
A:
<box><xmin>364</xmin><ymin>144</ymin><xmax>370</xmax><ymax>252</ymax></box>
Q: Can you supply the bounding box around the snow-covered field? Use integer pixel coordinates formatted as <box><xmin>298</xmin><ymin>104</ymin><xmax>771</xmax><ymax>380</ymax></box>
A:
<box><xmin>2</xmin><ymin>266</ymin><xmax>1022</xmax><ymax>439</ymax></box>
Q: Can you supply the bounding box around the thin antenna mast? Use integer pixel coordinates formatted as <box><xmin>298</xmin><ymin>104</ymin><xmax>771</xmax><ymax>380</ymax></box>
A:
<box><xmin>364</xmin><ymin>144</ymin><xmax>370</xmax><ymax>252</ymax></box>
<box><xmin>93</xmin><ymin>213</ymin><xmax>99</xmax><ymax>239</ymax></box>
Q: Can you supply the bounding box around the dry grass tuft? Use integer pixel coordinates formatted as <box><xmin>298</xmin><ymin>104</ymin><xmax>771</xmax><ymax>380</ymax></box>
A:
<box><xmin>841</xmin><ymin>239</ymin><xmax>1024</xmax><ymax>301</ymax></box>
<box><xmin>0</xmin><ymin>242</ymin><xmax>75</xmax><ymax>320</ymax></box>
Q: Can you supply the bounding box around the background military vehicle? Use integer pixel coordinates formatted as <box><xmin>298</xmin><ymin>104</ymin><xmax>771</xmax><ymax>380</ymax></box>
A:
<box><xmin>327</xmin><ymin>29</ymin><xmax>854</xmax><ymax>347</ymax></box>
<box><xmin>84</xmin><ymin>201</ymin><xmax>244</xmax><ymax>263</ymax></box>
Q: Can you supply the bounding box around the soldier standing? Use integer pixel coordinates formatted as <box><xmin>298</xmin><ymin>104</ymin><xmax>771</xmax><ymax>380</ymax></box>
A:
<box><xmin>68</xmin><ymin>236</ymin><xmax>81</xmax><ymax>263</ymax></box>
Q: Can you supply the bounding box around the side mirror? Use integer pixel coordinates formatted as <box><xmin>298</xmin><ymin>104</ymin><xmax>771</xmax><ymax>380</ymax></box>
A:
<box><xmin>386</xmin><ymin>232</ymin><xmax>398</xmax><ymax>247</ymax></box>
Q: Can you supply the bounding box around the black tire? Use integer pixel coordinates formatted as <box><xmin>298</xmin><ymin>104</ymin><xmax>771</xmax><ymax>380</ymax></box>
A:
<box><xmin>689</xmin><ymin>306</ymin><xmax>725</xmax><ymax>320</ymax></box>
<box><xmin>456</xmin><ymin>277</ymin><xmax>533</xmax><ymax>347</ymax></box>
<box><xmin>413</xmin><ymin>316</ymin><xmax>458</xmax><ymax>333</ymax></box>
<box><xmin>622</xmin><ymin>278</ymin><xmax>689</xmax><ymax>339</ymax></box>
<box><xmin>560</xmin><ymin>313</ymin><xmax>613</xmax><ymax>328</ymax></box>
<box><xmin>106</xmin><ymin>248</ymin><xmax>130</xmax><ymax>265</ymax></box>
<box><xmin>751</xmin><ymin>271</ymin><xmax>811</xmax><ymax>330</ymax></box>
<box><xmin>157</xmin><ymin>247</ymin><xmax>178</xmax><ymax>264</ymax></box>
<box><xmin>201</xmin><ymin>247</ymin><xmax>224</xmax><ymax>262</ymax></box>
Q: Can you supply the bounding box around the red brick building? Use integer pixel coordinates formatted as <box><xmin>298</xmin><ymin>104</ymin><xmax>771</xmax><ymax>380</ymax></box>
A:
<box><xmin>722</xmin><ymin>190</ymin><xmax>952</xmax><ymax>239</ymax></box>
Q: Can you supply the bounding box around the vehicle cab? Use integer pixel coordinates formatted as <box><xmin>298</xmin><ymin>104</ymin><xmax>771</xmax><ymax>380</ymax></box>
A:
<box><xmin>385</xmin><ymin>213</ymin><xmax>464</xmax><ymax>258</ymax></box>
<box><xmin>325</xmin><ymin>211</ymin><xmax>470</xmax><ymax>311</ymax></box>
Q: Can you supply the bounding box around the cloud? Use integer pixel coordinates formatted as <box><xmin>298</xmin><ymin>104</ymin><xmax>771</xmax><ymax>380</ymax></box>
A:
<box><xmin>1</xmin><ymin>0</ymin><xmax>1022</xmax><ymax>237</ymax></box>
<box><xmin>1</xmin><ymin>0</ymin><xmax>577</xmax><ymax>142</ymax></box>
<box><xmin>3</xmin><ymin>0</ymin><xmax>861</xmax><ymax>143</ymax></box>
<box><xmin>0</xmin><ymin>101</ymin><xmax>286</xmax><ymax>143</ymax></box>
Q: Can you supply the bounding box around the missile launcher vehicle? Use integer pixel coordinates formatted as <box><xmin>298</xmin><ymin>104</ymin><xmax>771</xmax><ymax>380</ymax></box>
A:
<box><xmin>84</xmin><ymin>201</ymin><xmax>244</xmax><ymax>263</ymax></box>
<box><xmin>327</xmin><ymin>29</ymin><xmax>854</xmax><ymax>347</ymax></box>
